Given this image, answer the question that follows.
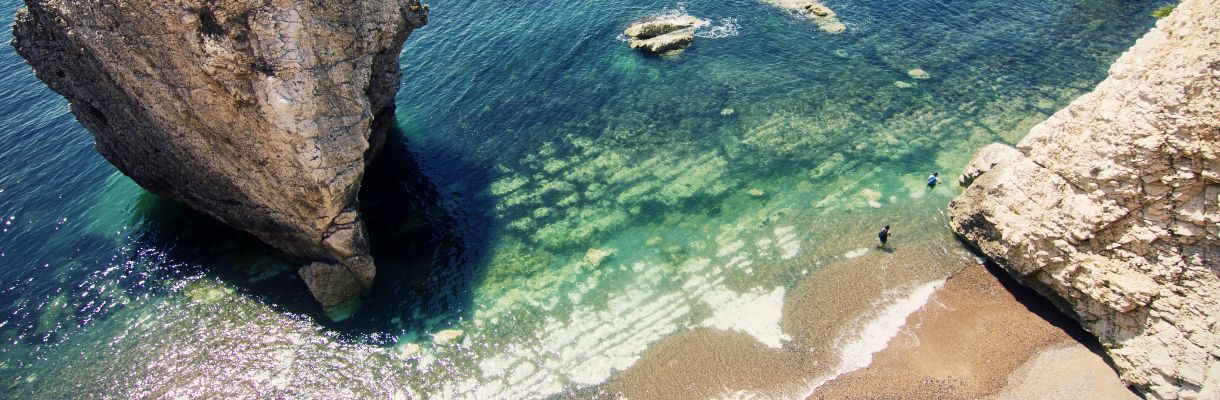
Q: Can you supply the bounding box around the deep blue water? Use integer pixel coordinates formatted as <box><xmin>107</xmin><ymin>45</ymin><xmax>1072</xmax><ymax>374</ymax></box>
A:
<box><xmin>0</xmin><ymin>0</ymin><xmax>1157</xmax><ymax>397</ymax></box>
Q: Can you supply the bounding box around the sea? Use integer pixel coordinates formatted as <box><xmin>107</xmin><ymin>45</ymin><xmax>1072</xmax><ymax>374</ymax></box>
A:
<box><xmin>0</xmin><ymin>0</ymin><xmax>1158</xmax><ymax>398</ymax></box>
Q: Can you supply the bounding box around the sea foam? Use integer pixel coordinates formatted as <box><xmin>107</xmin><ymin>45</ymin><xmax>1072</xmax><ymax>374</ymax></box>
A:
<box><xmin>800</xmin><ymin>280</ymin><xmax>945</xmax><ymax>396</ymax></box>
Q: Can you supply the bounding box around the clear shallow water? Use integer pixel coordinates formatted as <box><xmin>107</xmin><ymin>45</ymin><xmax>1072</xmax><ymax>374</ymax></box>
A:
<box><xmin>0</xmin><ymin>0</ymin><xmax>1156</xmax><ymax>398</ymax></box>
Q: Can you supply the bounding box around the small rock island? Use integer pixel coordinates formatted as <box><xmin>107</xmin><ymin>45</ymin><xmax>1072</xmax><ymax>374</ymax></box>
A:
<box><xmin>13</xmin><ymin>0</ymin><xmax>429</xmax><ymax>313</ymax></box>
<box><xmin>625</xmin><ymin>15</ymin><xmax>704</xmax><ymax>55</ymax></box>
<box><xmin>763</xmin><ymin>0</ymin><xmax>846</xmax><ymax>33</ymax></box>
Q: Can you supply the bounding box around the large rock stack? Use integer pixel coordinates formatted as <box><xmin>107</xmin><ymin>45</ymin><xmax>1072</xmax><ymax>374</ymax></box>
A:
<box><xmin>13</xmin><ymin>0</ymin><xmax>428</xmax><ymax>312</ymax></box>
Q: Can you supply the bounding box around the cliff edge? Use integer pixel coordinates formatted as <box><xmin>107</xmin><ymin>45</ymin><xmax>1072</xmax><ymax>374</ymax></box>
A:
<box><xmin>949</xmin><ymin>0</ymin><xmax>1218</xmax><ymax>398</ymax></box>
<box><xmin>12</xmin><ymin>1</ymin><xmax>428</xmax><ymax>311</ymax></box>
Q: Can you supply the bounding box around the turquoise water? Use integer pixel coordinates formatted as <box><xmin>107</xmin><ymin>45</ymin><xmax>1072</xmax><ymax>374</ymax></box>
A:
<box><xmin>0</xmin><ymin>0</ymin><xmax>1157</xmax><ymax>398</ymax></box>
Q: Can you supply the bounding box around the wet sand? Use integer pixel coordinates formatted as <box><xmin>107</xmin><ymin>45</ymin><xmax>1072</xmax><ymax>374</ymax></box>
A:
<box><xmin>613</xmin><ymin>231</ymin><xmax>1136</xmax><ymax>400</ymax></box>
<box><xmin>808</xmin><ymin>262</ymin><xmax>1139</xmax><ymax>399</ymax></box>
<box><xmin>614</xmin><ymin>237</ymin><xmax>969</xmax><ymax>399</ymax></box>
<box><xmin>991</xmin><ymin>344</ymin><xmax>1142</xmax><ymax>400</ymax></box>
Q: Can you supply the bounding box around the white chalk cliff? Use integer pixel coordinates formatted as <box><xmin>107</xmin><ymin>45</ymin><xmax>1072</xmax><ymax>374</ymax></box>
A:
<box><xmin>949</xmin><ymin>0</ymin><xmax>1218</xmax><ymax>398</ymax></box>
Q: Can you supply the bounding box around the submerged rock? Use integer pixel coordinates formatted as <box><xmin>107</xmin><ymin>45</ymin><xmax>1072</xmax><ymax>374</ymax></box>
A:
<box><xmin>13</xmin><ymin>1</ymin><xmax>428</xmax><ymax>312</ymax></box>
<box><xmin>584</xmin><ymin>247</ymin><xmax>615</xmax><ymax>268</ymax></box>
<box><xmin>432</xmin><ymin>329</ymin><xmax>464</xmax><ymax>346</ymax></box>
<box><xmin>762</xmin><ymin>0</ymin><xmax>847</xmax><ymax>33</ymax></box>
<box><xmin>625</xmin><ymin>15</ymin><xmax>701</xmax><ymax>55</ymax></box>
<box><xmin>907</xmin><ymin>68</ymin><xmax>930</xmax><ymax>79</ymax></box>
<box><xmin>949</xmin><ymin>1</ymin><xmax>1218</xmax><ymax>397</ymax></box>
<box><xmin>393</xmin><ymin>343</ymin><xmax>422</xmax><ymax>359</ymax></box>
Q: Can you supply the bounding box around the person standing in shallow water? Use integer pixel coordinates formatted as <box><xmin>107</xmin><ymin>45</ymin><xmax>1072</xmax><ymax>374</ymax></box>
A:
<box><xmin>878</xmin><ymin>225</ymin><xmax>892</xmax><ymax>248</ymax></box>
<box><xmin>927</xmin><ymin>172</ymin><xmax>942</xmax><ymax>189</ymax></box>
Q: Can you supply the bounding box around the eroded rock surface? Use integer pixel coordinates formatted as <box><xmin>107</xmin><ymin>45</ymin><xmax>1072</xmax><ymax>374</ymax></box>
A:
<box><xmin>13</xmin><ymin>1</ymin><xmax>428</xmax><ymax>311</ymax></box>
<box><xmin>957</xmin><ymin>143</ymin><xmax>1023</xmax><ymax>188</ymax></box>
<box><xmin>949</xmin><ymin>1</ymin><xmax>1218</xmax><ymax>398</ymax></box>
<box><xmin>630</xmin><ymin>30</ymin><xmax>695</xmax><ymax>55</ymax></box>
<box><xmin>624</xmin><ymin>15</ymin><xmax>700</xmax><ymax>39</ymax></box>
<box><xmin>625</xmin><ymin>14</ymin><xmax>702</xmax><ymax>55</ymax></box>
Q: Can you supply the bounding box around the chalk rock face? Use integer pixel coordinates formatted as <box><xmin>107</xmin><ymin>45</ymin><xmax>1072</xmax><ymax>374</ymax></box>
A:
<box><xmin>957</xmin><ymin>143</ymin><xmax>1023</xmax><ymax>188</ymax></box>
<box><xmin>949</xmin><ymin>1</ymin><xmax>1218</xmax><ymax>398</ymax></box>
<box><xmin>13</xmin><ymin>1</ymin><xmax>428</xmax><ymax>310</ymax></box>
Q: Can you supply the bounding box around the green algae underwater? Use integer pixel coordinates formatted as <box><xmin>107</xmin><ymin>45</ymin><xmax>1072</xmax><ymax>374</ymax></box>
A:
<box><xmin>0</xmin><ymin>0</ymin><xmax>1161</xmax><ymax>398</ymax></box>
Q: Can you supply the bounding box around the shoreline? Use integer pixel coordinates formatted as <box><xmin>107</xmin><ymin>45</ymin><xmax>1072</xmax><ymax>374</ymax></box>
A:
<box><xmin>610</xmin><ymin>238</ymin><xmax>1139</xmax><ymax>400</ymax></box>
<box><xmin>612</xmin><ymin>236</ymin><xmax>969</xmax><ymax>399</ymax></box>
<box><xmin>807</xmin><ymin>261</ymin><xmax>1139</xmax><ymax>399</ymax></box>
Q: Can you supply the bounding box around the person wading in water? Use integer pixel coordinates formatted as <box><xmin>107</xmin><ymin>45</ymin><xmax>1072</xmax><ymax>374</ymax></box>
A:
<box><xmin>878</xmin><ymin>225</ymin><xmax>892</xmax><ymax>248</ymax></box>
<box><xmin>927</xmin><ymin>172</ymin><xmax>942</xmax><ymax>189</ymax></box>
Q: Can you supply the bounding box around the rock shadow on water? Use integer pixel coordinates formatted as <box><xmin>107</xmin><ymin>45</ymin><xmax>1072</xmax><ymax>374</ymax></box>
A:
<box><xmin>110</xmin><ymin>122</ymin><xmax>496</xmax><ymax>342</ymax></box>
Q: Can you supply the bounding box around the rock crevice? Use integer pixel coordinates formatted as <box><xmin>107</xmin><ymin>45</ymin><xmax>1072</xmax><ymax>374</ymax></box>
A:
<box><xmin>13</xmin><ymin>0</ymin><xmax>428</xmax><ymax>311</ymax></box>
<box><xmin>948</xmin><ymin>1</ymin><xmax>1218</xmax><ymax>398</ymax></box>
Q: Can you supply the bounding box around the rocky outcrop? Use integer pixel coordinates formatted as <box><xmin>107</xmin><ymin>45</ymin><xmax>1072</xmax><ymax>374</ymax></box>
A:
<box><xmin>948</xmin><ymin>1</ymin><xmax>1218</xmax><ymax>398</ymax></box>
<box><xmin>625</xmin><ymin>15</ymin><xmax>702</xmax><ymax>55</ymax></box>
<box><xmin>630</xmin><ymin>30</ymin><xmax>694</xmax><ymax>55</ymax></box>
<box><xmin>762</xmin><ymin>0</ymin><xmax>846</xmax><ymax>33</ymax></box>
<box><xmin>13</xmin><ymin>1</ymin><xmax>428</xmax><ymax>311</ymax></box>
<box><xmin>625</xmin><ymin>15</ymin><xmax>701</xmax><ymax>39</ymax></box>
<box><xmin>957</xmin><ymin>143</ymin><xmax>1023</xmax><ymax>187</ymax></box>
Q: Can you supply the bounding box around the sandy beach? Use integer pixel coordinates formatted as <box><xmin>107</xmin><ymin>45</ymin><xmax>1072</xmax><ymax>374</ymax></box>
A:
<box><xmin>612</xmin><ymin>236</ymin><xmax>1139</xmax><ymax>400</ymax></box>
<box><xmin>808</xmin><ymin>262</ymin><xmax>1139</xmax><ymax>399</ymax></box>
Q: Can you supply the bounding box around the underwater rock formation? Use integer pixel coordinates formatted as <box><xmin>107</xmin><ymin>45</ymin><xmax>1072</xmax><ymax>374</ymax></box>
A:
<box><xmin>432</xmin><ymin>329</ymin><xmax>463</xmax><ymax>345</ymax></box>
<box><xmin>949</xmin><ymin>1</ymin><xmax>1218</xmax><ymax>398</ymax></box>
<box><xmin>762</xmin><ymin>0</ymin><xmax>846</xmax><ymax>33</ymax></box>
<box><xmin>13</xmin><ymin>1</ymin><xmax>428</xmax><ymax>311</ymax></box>
<box><xmin>625</xmin><ymin>15</ymin><xmax>701</xmax><ymax>55</ymax></box>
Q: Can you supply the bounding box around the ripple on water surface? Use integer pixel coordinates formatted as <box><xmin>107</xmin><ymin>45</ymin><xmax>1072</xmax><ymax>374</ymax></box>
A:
<box><xmin>0</xmin><ymin>0</ymin><xmax>1159</xmax><ymax>397</ymax></box>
